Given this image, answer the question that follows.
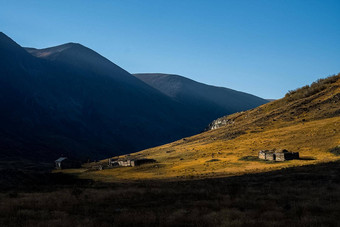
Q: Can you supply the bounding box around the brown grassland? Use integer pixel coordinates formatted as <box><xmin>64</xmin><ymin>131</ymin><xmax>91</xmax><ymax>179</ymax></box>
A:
<box><xmin>68</xmin><ymin>73</ymin><xmax>340</xmax><ymax>182</ymax></box>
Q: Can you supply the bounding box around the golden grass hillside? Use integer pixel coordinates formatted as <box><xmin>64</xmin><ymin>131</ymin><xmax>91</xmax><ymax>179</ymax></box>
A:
<box><xmin>65</xmin><ymin>74</ymin><xmax>340</xmax><ymax>182</ymax></box>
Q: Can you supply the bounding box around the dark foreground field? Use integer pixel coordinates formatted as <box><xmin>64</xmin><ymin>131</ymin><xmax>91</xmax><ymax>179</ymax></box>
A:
<box><xmin>0</xmin><ymin>161</ymin><xmax>339</xmax><ymax>227</ymax></box>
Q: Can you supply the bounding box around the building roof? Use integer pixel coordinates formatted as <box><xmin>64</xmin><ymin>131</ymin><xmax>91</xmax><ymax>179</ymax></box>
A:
<box><xmin>55</xmin><ymin>157</ymin><xmax>68</xmax><ymax>162</ymax></box>
<box><xmin>260</xmin><ymin>149</ymin><xmax>290</xmax><ymax>154</ymax></box>
<box><xmin>118</xmin><ymin>158</ymin><xmax>136</xmax><ymax>161</ymax></box>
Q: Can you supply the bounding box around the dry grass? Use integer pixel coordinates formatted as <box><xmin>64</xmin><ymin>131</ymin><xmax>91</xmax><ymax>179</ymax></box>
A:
<box><xmin>60</xmin><ymin>73</ymin><xmax>340</xmax><ymax>182</ymax></box>
<box><xmin>75</xmin><ymin>116</ymin><xmax>340</xmax><ymax>182</ymax></box>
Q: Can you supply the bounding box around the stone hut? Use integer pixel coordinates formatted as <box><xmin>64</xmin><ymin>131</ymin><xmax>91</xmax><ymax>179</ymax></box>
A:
<box><xmin>109</xmin><ymin>158</ymin><xmax>156</xmax><ymax>167</ymax></box>
<box><xmin>108</xmin><ymin>158</ymin><xmax>119</xmax><ymax>167</ymax></box>
<box><xmin>258</xmin><ymin>149</ymin><xmax>299</xmax><ymax>161</ymax></box>
<box><xmin>118</xmin><ymin>159</ymin><xmax>135</xmax><ymax>167</ymax></box>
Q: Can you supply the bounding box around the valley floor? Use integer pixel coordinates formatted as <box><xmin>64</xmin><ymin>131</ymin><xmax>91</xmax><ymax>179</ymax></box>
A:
<box><xmin>1</xmin><ymin>161</ymin><xmax>340</xmax><ymax>226</ymax></box>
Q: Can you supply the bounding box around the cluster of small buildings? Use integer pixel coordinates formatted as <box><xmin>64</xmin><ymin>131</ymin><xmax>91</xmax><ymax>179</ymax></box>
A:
<box><xmin>258</xmin><ymin>149</ymin><xmax>299</xmax><ymax>161</ymax></box>
<box><xmin>55</xmin><ymin>156</ymin><xmax>156</xmax><ymax>170</ymax></box>
<box><xmin>55</xmin><ymin>148</ymin><xmax>298</xmax><ymax>170</ymax></box>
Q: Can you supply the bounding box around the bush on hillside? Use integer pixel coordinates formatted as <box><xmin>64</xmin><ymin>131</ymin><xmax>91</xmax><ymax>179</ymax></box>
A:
<box><xmin>285</xmin><ymin>74</ymin><xmax>340</xmax><ymax>101</ymax></box>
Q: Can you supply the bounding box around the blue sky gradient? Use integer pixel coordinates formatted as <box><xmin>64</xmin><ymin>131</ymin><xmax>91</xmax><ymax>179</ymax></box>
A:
<box><xmin>1</xmin><ymin>0</ymin><xmax>339</xmax><ymax>98</ymax></box>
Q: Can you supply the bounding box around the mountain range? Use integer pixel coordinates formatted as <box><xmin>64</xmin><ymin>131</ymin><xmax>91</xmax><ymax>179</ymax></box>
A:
<box><xmin>0</xmin><ymin>32</ymin><xmax>267</xmax><ymax>162</ymax></box>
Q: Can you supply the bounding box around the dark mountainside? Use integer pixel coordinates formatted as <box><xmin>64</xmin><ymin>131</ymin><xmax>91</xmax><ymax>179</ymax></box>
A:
<box><xmin>0</xmin><ymin>32</ymin><xmax>266</xmax><ymax>163</ymax></box>
<box><xmin>134</xmin><ymin>73</ymin><xmax>268</xmax><ymax>125</ymax></box>
<box><xmin>0</xmin><ymin>33</ymin><xmax>195</xmax><ymax>162</ymax></box>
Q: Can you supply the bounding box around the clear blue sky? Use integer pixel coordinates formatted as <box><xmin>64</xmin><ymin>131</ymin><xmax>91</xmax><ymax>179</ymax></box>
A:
<box><xmin>1</xmin><ymin>0</ymin><xmax>339</xmax><ymax>99</ymax></box>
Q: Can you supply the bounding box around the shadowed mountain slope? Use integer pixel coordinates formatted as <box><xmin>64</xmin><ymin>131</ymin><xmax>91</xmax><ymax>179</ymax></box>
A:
<box><xmin>0</xmin><ymin>32</ymin><xmax>199</xmax><ymax>162</ymax></box>
<box><xmin>134</xmin><ymin>73</ymin><xmax>268</xmax><ymax>125</ymax></box>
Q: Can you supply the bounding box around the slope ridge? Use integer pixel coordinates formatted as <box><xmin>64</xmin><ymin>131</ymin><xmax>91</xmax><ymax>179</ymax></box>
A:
<box><xmin>134</xmin><ymin>73</ymin><xmax>268</xmax><ymax>126</ymax></box>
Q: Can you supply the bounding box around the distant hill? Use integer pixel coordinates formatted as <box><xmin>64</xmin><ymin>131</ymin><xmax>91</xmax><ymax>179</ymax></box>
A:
<box><xmin>134</xmin><ymin>73</ymin><xmax>268</xmax><ymax>126</ymax></box>
<box><xmin>89</xmin><ymin>74</ymin><xmax>340</xmax><ymax>181</ymax></box>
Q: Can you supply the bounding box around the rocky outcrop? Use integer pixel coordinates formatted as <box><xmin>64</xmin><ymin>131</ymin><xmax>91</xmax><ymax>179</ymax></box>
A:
<box><xmin>204</xmin><ymin>117</ymin><xmax>235</xmax><ymax>131</ymax></box>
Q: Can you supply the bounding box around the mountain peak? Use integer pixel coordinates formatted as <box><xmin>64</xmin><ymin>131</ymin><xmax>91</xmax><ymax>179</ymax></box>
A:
<box><xmin>0</xmin><ymin>32</ymin><xmax>36</xmax><ymax>64</ymax></box>
<box><xmin>0</xmin><ymin>31</ymin><xmax>24</xmax><ymax>51</ymax></box>
<box><xmin>0</xmin><ymin>31</ymin><xmax>8</xmax><ymax>39</ymax></box>
<box><xmin>25</xmin><ymin>42</ymin><xmax>86</xmax><ymax>59</ymax></box>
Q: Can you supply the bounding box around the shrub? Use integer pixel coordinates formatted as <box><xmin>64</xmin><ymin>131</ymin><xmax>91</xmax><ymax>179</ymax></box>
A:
<box><xmin>285</xmin><ymin>73</ymin><xmax>340</xmax><ymax>102</ymax></box>
<box><xmin>206</xmin><ymin>159</ymin><xmax>220</xmax><ymax>162</ymax></box>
